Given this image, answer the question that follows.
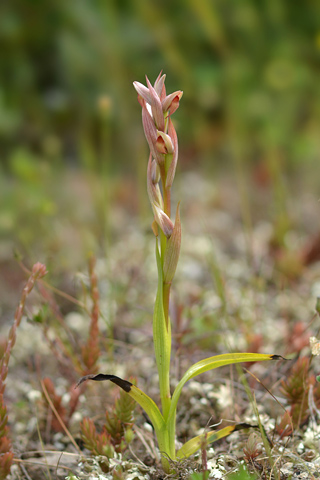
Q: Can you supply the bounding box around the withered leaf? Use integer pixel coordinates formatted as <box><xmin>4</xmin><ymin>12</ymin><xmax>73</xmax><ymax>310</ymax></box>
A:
<box><xmin>76</xmin><ymin>373</ymin><xmax>132</xmax><ymax>392</ymax></box>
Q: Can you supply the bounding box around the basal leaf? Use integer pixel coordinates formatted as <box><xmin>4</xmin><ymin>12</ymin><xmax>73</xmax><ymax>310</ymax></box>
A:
<box><xmin>76</xmin><ymin>373</ymin><xmax>165</xmax><ymax>433</ymax></box>
<box><xmin>177</xmin><ymin>425</ymin><xmax>235</xmax><ymax>458</ymax></box>
<box><xmin>177</xmin><ymin>423</ymin><xmax>257</xmax><ymax>458</ymax></box>
<box><xmin>168</xmin><ymin>353</ymin><xmax>282</xmax><ymax>423</ymax></box>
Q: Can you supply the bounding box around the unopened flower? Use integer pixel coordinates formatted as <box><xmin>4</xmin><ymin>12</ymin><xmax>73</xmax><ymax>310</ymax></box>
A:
<box><xmin>147</xmin><ymin>156</ymin><xmax>163</xmax><ymax>209</ymax></box>
<box><xmin>146</xmin><ymin>156</ymin><xmax>174</xmax><ymax>237</ymax></box>
<box><xmin>162</xmin><ymin>91</ymin><xmax>183</xmax><ymax>116</ymax></box>
<box><xmin>153</xmin><ymin>205</ymin><xmax>174</xmax><ymax>238</ymax></box>
<box><xmin>165</xmin><ymin>118</ymin><xmax>178</xmax><ymax>188</ymax></box>
<box><xmin>141</xmin><ymin>100</ymin><xmax>164</xmax><ymax>166</ymax></box>
<box><xmin>156</xmin><ymin>131</ymin><xmax>174</xmax><ymax>155</ymax></box>
<box><xmin>145</xmin><ymin>77</ymin><xmax>165</xmax><ymax>131</ymax></box>
<box><xmin>153</xmin><ymin>72</ymin><xmax>166</xmax><ymax>99</ymax></box>
<box><xmin>150</xmin><ymin>159</ymin><xmax>160</xmax><ymax>184</ymax></box>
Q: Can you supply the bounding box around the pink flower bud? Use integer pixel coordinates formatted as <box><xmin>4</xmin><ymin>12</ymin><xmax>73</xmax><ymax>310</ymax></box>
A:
<box><xmin>151</xmin><ymin>159</ymin><xmax>160</xmax><ymax>184</ymax></box>
<box><xmin>145</xmin><ymin>77</ymin><xmax>165</xmax><ymax>131</ymax></box>
<box><xmin>147</xmin><ymin>156</ymin><xmax>163</xmax><ymax>209</ymax></box>
<box><xmin>156</xmin><ymin>131</ymin><xmax>174</xmax><ymax>155</ymax></box>
<box><xmin>162</xmin><ymin>91</ymin><xmax>183</xmax><ymax>116</ymax></box>
<box><xmin>165</xmin><ymin>119</ymin><xmax>178</xmax><ymax>188</ymax></box>
<box><xmin>133</xmin><ymin>81</ymin><xmax>152</xmax><ymax>104</ymax></box>
<box><xmin>154</xmin><ymin>72</ymin><xmax>166</xmax><ymax>99</ymax></box>
<box><xmin>153</xmin><ymin>205</ymin><xmax>174</xmax><ymax>238</ymax></box>
<box><xmin>142</xmin><ymin>101</ymin><xmax>165</xmax><ymax>166</ymax></box>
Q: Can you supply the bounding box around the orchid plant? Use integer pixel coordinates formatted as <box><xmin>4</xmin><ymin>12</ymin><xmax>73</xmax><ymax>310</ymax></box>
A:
<box><xmin>77</xmin><ymin>73</ymin><xmax>280</xmax><ymax>473</ymax></box>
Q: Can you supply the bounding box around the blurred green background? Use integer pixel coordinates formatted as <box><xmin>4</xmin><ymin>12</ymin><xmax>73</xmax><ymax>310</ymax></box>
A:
<box><xmin>1</xmin><ymin>0</ymin><xmax>320</xmax><ymax>288</ymax></box>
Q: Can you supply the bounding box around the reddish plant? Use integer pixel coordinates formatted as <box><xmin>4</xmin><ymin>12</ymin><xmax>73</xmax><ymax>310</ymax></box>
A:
<box><xmin>0</xmin><ymin>263</ymin><xmax>47</xmax><ymax>479</ymax></box>
<box><xmin>81</xmin><ymin>256</ymin><xmax>101</xmax><ymax>375</ymax></box>
<box><xmin>80</xmin><ymin>381</ymin><xmax>136</xmax><ymax>471</ymax></box>
<box><xmin>277</xmin><ymin>357</ymin><xmax>320</xmax><ymax>436</ymax></box>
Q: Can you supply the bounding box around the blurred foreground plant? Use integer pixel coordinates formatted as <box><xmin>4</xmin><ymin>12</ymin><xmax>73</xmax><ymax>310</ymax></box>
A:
<box><xmin>77</xmin><ymin>73</ymin><xmax>281</xmax><ymax>473</ymax></box>
<box><xmin>0</xmin><ymin>263</ymin><xmax>47</xmax><ymax>480</ymax></box>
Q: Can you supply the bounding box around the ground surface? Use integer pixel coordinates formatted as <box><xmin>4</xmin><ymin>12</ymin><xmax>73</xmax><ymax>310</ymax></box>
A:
<box><xmin>1</xmin><ymin>170</ymin><xmax>320</xmax><ymax>479</ymax></box>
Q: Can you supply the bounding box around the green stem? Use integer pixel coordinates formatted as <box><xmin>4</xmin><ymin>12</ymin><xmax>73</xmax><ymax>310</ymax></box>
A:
<box><xmin>154</xmin><ymin>241</ymin><xmax>172</xmax><ymax>420</ymax></box>
<box><xmin>157</xmin><ymin>427</ymin><xmax>175</xmax><ymax>472</ymax></box>
<box><xmin>162</xmin><ymin>282</ymin><xmax>171</xmax><ymax>329</ymax></box>
<box><xmin>166</xmin><ymin>410</ymin><xmax>177</xmax><ymax>461</ymax></box>
<box><xmin>156</xmin><ymin>157</ymin><xmax>175</xmax><ymax>465</ymax></box>
<box><xmin>160</xmin><ymin>165</ymin><xmax>171</xmax><ymax>323</ymax></box>
<box><xmin>164</xmin><ymin>186</ymin><xmax>171</xmax><ymax>218</ymax></box>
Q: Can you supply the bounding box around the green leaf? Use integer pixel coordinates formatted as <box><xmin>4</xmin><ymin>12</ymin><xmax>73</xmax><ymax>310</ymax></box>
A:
<box><xmin>177</xmin><ymin>425</ymin><xmax>236</xmax><ymax>458</ymax></box>
<box><xmin>168</xmin><ymin>353</ymin><xmax>282</xmax><ymax>423</ymax></box>
<box><xmin>76</xmin><ymin>373</ymin><xmax>165</xmax><ymax>434</ymax></box>
<box><xmin>129</xmin><ymin>385</ymin><xmax>165</xmax><ymax>430</ymax></box>
<box><xmin>177</xmin><ymin>423</ymin><xmax>257</xmax><ymax>458</ymax></box>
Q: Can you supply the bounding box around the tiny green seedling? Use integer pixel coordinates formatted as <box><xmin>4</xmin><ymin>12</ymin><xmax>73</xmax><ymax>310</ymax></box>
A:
<box><xmin>77</xmin><ymin>73</ymin><xmax>280</xmax><ymax>473</ymax></box>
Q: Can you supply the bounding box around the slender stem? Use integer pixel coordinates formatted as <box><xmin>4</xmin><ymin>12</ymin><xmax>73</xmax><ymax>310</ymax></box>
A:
<box><xmin>154</xmin><ymin>240</ymin><xmax>171</xmax><ymax>421</ymax></box>
<box><xmin>162</xmin><ymin>283</ymin><xmax>171</xmax><ymax>329</ymax></box>
<box><xmin>164</xmin><ymin>185</ymin><xmax>171</xmax><ymax>218</ymax></box>
<box><xmin>157</xmin><ymin>164</ymin><xmax>173</xmax><ymax>422</ymax></box>
<box><xmin>164</xmin><ymin>407</ymin><xmax>177</xmax><ymax>465</ymax></box>
<box><xmin>159</xmin><ymin>165</ymin><xmax>172</xmax><ymax>324</ymax></box>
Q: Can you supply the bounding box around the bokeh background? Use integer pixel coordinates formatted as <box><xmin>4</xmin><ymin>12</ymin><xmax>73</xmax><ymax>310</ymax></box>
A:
<box><xmin>1</xmin><ymin>0</ymin><xmax>320</xmax><ymax>309</ymax></box>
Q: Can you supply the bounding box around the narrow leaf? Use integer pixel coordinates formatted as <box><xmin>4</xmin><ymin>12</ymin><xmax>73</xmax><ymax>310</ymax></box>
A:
<box><xmin>177</xmin><ymin>423</ymin><xmax>257</xmax><ymax>459</ymax></box>
<box><xmin>177</xmin><ymin>426</ymin><xmax>235</xmax><ymax>458</ymax></box>
<box><xmin>168</xmin><ymin>353</ymin><xmax>283</xmax><ymax>423</ymax></box>
<box><xmin>76</xmin><ymin>373</ymin><xmax>165</xmax><ymax>433</ymax></box>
